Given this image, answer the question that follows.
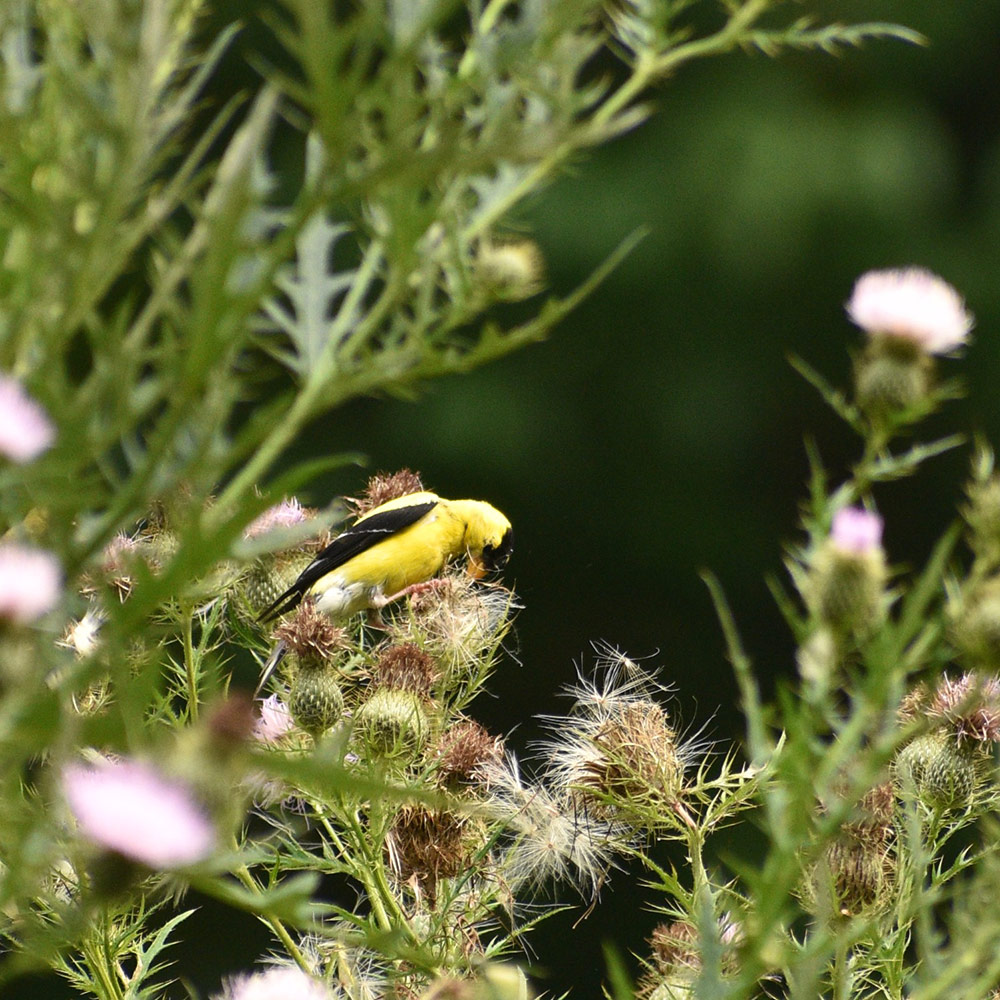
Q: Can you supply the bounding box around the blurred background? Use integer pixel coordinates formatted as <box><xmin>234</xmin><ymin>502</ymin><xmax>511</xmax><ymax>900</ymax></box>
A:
<box><xmin>18</xmin><ymin>1</ymin><xmax>1000</xmax><ymax>996</ymax></box>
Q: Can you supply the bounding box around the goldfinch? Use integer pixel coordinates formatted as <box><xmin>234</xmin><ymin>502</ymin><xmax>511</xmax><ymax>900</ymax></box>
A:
<box><xmin>255</xmin><ymin>491</ymin><xmax>513</xmax><ymax>691</ymax></box>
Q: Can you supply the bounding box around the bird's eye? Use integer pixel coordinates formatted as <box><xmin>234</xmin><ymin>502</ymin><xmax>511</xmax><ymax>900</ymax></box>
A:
<box><xmin>480</xmin><ymin>528</ymin><xmax>513</xmax><ymax>571</ymax></box>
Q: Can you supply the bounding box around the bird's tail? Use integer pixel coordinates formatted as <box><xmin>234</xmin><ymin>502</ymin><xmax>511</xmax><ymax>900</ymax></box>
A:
<box><xmin>255</xmin><ymin>640</ymin><xmax>288</xmax><ymax>698</ymax></box>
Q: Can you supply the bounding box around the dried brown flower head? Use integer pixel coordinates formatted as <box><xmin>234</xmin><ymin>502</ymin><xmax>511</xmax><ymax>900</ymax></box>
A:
<box><xmin>581</xmin><ymin>699</ymin><xmax>684</xmax><ymax>806</ymax></box>
<box><xmin>346</xmin><ymin>469</ymin><xmax>425</xmax><ymax>518</ymax></box>
<box><xmin>386</xmin><ymin>805</ymin><xmax>471</xmax><ymax>901</ymax></box>
<box><xmin>374</xmin><ymin>643</ymin><xmax>438</xmax><ymax>696</ymax></box>
<box><xmin>430</xmin><ymin>719</ymin><xmax>504</xmax><ymax>790</ymax></box>
<box><xmin>275</xmin><ymin>601</ymin><xmax>348</xmax><ymax>665</ymax></box>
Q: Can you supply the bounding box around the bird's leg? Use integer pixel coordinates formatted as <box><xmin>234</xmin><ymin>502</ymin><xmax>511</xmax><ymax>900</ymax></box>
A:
<box><xmin>377</xmin><ymin>578</ymin><xmax>451</xmax><ymax>606</ymax></box>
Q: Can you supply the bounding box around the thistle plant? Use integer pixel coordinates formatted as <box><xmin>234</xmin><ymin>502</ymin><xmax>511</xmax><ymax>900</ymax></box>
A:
<box><xmin>0</xmin><ymin>1</ymin><xmax>978</xmax><ymax>999</ymax></box>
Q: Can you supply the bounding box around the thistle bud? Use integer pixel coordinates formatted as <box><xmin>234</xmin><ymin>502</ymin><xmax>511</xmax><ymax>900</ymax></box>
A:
<box><xmin>803</xmin><ymin>507</ymin><xmax>886</xmax><ymax>636</ymax></box>
<box><xmin>892</xmin><ymin>730</ymin><xmax>989</xmax><ymax>810</ymax></box>
<box><xmin>954</xmin><ymin>578</ymin><xmax>1000</xmax><ymax>667</ymax></box>
<box><xmin>893</xmin><ymin>672</ymin><xmax>1000</xmax><ymax>809</ymax></box>
<box><xmin>276</xmin><ymin>604</ymin><xmax>349</xmax><ymax>739</ymax></box>
<box><xmin>355</xmin><ymin>687</ymin><xmax>429</xmax><ymax>758</ymax></box>
<box><xmin>962</xmin><ymin>448</ymin><xmax>1000</xmax><ymax>563</ymax></box>
<box><xmin>290</xmin><ymin>671</ymin><xmax>345</xmax><ymax>740</ymax></box>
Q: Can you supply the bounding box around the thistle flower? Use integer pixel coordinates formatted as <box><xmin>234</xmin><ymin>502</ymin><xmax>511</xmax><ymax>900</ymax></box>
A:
<box><xmin>0</xmin><ymin>544</ymin><xmax>61</xmax><ymax>623</ymax></box>
<box><xmin>391</xmin><ymin>571</ymin><xmax>515</xmax><ymax>682</ymax></box>
<box><xmin>215</xmin><ymin>966</ymin><xmax>334</xmax><ymax>1000</ymax></box>
<box><xmin>429</xmin><ymin>719</ymin><xmax>504</xmax><ymax>791</ymax></box>
<box><xmin>803</xmin><ymin>783</ymin><xmax>897</xmax><ymax>918</ymax></box>
<box><xmin>538</xmin><ymin>646</ymin><xmax>697</xmax><ymax>827</ymax></box>
<box><xmin>243</xmin><ymin>497</ymin><xmax>309</xmax><ymax>539</ymax></box>
<box><xmin>233</xmin><ymin>499</ymin><xmax>325</xmax><ymax>624</ymax></box>
<box><xmin>0</xmin><ymin>374</ymin><xmax>55</xmax><ymax>462</ymax></box>
<box><xmin>253</xmin><ymin>694</ymin><xmax>295</xmax><ymax>743</ymax></box>
<box><xmin>372</xmin><ymin>642</ymin><xmax>438</xmax><ymax>696</ymax></box>
<box><xmin>277</xmin><ymin>603</ymin><xmax>349</xmax><ymax>738</ymax></box>
<box><xmin>385</xmin><ymin>805</ymin><xmax>474</xmax><ymax>902</ymax></box>
<box><xmin>542</xmin><ymin>699</ymin><xmax>688</xmax><ymax>825</ymax></box>
<box><xmin>276</xmin><ymin>602</ymin><xmax>348</xmax><ymax>666</ymax></box>
<box><xmin>62</xmin><ymin>757</ymin><xmax>214</xmax><ymax>869</ymax></box>
<box><xmin>829</xmin><ymin>506</ymin><xmax>883</xmax><ymax>555</ymax></box>
<box><xmin>345</xmin><ymin>468</ymin><xmax>425</xmax><ymax>518</ymax></box>
<box><xmin>638</xmin><ymin>916</ymin><xmax>742</xmax><ymax>998</ymax></box>
<box><xmin>801</xmin><ymin>508</ymin><xmax>886</xmax><ymax>636</ymax></box>
<box><xmin>58</xmin><ymin>606</ymin><xmax>105</xmax><ymax>658</ymax></box>
<box><xmin>847</xmin><ymin>269</ymin><xmax>970</xmax><ymax>421</ymax></box>
<box><xmin>893</xmin><ymin>673</ymin><xmax>1000</xmax><ymax>809</ymax></box>
<box><xmin>847</xmin><ymin>267</ymin><xmax>972</xmax><ymax>354</ymax></box>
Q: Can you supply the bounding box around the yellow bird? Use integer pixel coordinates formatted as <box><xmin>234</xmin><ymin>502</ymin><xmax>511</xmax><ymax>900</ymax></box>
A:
<box><xmin>259</xmin><ymin>490</ymin><xmax>513</xmax><ymax>622</ymax></box>
<box><xmin>255</xmin><ymin>491</ymin><xmax>512</xmax><ymax>691</ymax></box>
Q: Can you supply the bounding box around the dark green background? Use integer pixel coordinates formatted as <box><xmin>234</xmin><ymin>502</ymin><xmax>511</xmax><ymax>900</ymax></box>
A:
<box><xmin>16</xmin><ymin>1</ymin><xmax>1000</xmax><ymax>996</ymax></box>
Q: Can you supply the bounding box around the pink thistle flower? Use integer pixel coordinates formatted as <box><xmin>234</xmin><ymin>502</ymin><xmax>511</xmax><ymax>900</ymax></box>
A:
<box><xmin>0</xmin><ymin>374</ymin><xmax>54</xmax><ymax>462</ymax></box>
<box><xmin>102</xmin><ymin>532</ymin><xmax>140</xmax><ymax>572</ymax></box>
<box><xmin>0</xmin><ymin>544</ymin><xmax>61</xmax><ymax>623</ymax></box>
<box><xmin>929</xmin><ymin>673</ymin><xmax>1000</xmax><ymax>743</ymax></box>
<box><xmin>62</xmin><ymin>758</ymin><xmax>214</xmax><ymax>869</ymax></box>
<box><xmin>253</xmin><ymin>695</ymin><xmax>295</xmax><ymax>742</ymax></box>
<box><xmin>846</xmin><ymin>268</ymin><xmax>972</xmax><ymax>354</ymax></box>
<box><xmin>244</xmin><ymin>498</ymin><xmax>307</xmax><ymax>539</ymax></box>
<box><xmin>216</xmin><ymin>966</ymin><xmax>333</xmax><ymax>1000</ymax></box>
<box><xmin>830</xmin><ymin>507</ymin><xmax>883</xmax><ymax>556</ymax></box>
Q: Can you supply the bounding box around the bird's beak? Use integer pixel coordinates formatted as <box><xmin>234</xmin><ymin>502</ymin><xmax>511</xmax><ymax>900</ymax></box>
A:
<box><xmin>467</xmin><ymin>557</ymin><xmax>487</xmax><ymax>580</ymax></box>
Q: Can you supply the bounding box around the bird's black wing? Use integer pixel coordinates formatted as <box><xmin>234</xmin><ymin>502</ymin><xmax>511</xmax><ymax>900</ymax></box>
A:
<box><xmin>257</xmin><ymin>499</ymin><xmax>438</xmax><ymax>622</ymax></box>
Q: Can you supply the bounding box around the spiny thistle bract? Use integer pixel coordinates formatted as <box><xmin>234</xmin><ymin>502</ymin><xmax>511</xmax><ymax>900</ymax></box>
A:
<box><xmin>953</xmin><ymin>578</ymin><xmax>1000</xmax><ymax>668</ymax></box>
<box><xmin>354</xmin><ymin>687</ymin><xmax>431</xmax><ymax>760</ymax></box>
<box><xmin>853</xmin><ymin>337</ymin><xmax>934</xmax><ymax>421</ymax></box>
<box><xmin>962</xmin><ymin>451</ymin><xmax>1000</xmax><ymax>565</ymax></box>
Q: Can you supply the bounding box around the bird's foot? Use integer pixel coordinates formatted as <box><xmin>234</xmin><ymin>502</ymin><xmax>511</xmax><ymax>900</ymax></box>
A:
<box><xmin>379</xmin><ymin>578</ymin><xmax>451</xmax><ymax>607</ymax></box>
